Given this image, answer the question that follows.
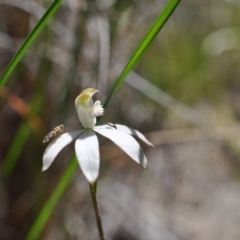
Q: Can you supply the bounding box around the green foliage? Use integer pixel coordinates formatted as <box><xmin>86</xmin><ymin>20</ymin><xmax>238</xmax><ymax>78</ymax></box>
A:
<box><xmin>0</xmin><ymin>0</ymin><xmax>62</xmax><ymax>89</ymax></box>
<box><xmin>26</xmin><ymin>157</ymin><xmax>78</xmax><ymax>240</ymax></box>
<box><xmin>104</xmin><ymin>0</ymin><xmax>181</xmax><ymax>108</ymax></box>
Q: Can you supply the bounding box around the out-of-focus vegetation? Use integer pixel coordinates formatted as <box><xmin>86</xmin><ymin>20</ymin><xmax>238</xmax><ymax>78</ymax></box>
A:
<box><xmin>1</xmin><ymin>0</ymin><xmax>240</xmax><ymax>239</ymax></box>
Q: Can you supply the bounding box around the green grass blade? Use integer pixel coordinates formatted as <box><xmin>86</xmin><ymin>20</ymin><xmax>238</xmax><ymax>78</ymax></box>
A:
<box><xmin>0</xmin><ymin>0</ymin><xmax>62</xmax><ymax>89</ymax></box>
<box><xmin>3</xmin><ymin>121</ymin><xmax>31</xmax><ymax>179</ymax></box>
<box><xmin>2</xmin><ymin>92</ymin><xmax>44</xmax><ymax>179</ymax></box>
<box><xmin>26</xmin><ymin>157</ymin><xmax>78</xmax><ymax>240</ymax></box>
<box><xmin>104</xmin><ymin>0</ymin><xmax>181</xmax><ymax>107</ymax></box>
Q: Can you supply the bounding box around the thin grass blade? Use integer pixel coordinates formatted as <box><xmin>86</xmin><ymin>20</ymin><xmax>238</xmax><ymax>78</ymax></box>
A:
<box><xmin>104</xmin><ymin>0</ymin><xmax>181</xmax><ymax>107</ymax></box>
<box><xmin>3</xmin><ymin>121</ymin><xmax>31</xmax><ymax>179</ymax></box>
<box><xmin>0</xmin><ymin>0</ymin><xmax>62</xmax><ymax>89</ymax></box>
<box><xmin>26</xmin><ymin>157</ymin><xmax>78</xmax><ymax>240</ymax></box>
<box><xmin>3</xmin><ymin>94</ymin><xmax>43</xmax><ymax>179</ymax></box>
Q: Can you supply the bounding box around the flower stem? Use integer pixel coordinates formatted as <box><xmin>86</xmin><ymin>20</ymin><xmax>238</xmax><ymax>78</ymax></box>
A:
<box><xmin>89</xmin><ymin>182</ymin><xmax>105</xmax><ymax>240</ymax></box>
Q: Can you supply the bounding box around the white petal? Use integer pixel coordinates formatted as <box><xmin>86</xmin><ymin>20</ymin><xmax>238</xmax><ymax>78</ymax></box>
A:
<box><xmin>75</xmin><ymin>130</ymin><xmax>100</xmax><ymax>183</ymax></box>
<box><xmin>42</xmin><ymin>130</ymin><xmax>83</xmax><ymax>171</ymax></box>
<box><xmin>95</xmin><ymin>124</ymin><xmax>154</xmax><ymax>147</ymax></box>
<box><xmin>94</xmin><ymin>128</ymin><xmax>148</xmax><ymax>168</ymax></box>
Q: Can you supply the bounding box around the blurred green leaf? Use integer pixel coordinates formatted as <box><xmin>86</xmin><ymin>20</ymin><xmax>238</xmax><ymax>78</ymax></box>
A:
<box><xmin>26</xmin><ymin>157</ymin><xmax>78</xmax><ymax>240</ymax></box>
<box><xmin>3</xmin><ymin>121</ymin><xmax>31</xmax><ymax>179</ymax></box>
<box><xmin>3</xmin><ymin>93</ymin><xmax>43</xmax><ymax>179</ymax></box>
<box><xmin>0</xmin><ymin>0</ymin><xmax>62</xmax><ymax>89</ymax></box>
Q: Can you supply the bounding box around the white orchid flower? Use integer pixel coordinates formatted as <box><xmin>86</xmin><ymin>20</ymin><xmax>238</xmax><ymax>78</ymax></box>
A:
<box><xmin>42</xmin><ymin>88</ymin><xmax>153</xmax><ymax>184</ymax></box>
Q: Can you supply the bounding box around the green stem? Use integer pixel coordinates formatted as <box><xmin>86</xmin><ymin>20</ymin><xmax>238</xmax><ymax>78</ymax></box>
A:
<box><xmin>89</xmin><ymin>182</ymin><xmax>105</xmax><ymax>240</ymax></box>
<box><xmin>0</xmin><ymin>0</ymin><xmax>62</xmax><ymax>89</ymax></box>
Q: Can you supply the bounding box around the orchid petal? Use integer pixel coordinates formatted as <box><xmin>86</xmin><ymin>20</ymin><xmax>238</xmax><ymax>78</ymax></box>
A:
<box><xmin>42</xmin><ymin>130</ymin><xmax>83</xmax><ymax>171</ymax></box>
<box><xmin>75</xmin><ymin>130</ymin><xmax>100</xmax><ymax>183</ymax></box>
<box><xmin>94</xmin><ymin>128</ymin><xmax>148</xmax><ymax>168</ymax></box>
<box><xmin>94</xmin><ymin>124</ymin><xmax>154</xmax><ymax>147</ymax></box>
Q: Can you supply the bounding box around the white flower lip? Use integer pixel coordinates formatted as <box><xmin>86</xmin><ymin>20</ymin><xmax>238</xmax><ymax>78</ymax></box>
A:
<box><xmin>90</xmin><ymin>100</ymin><xmax>104</xmax><ymax>118</ymax></box>
<box><xmin>42</xmin><ymin>88</ymin><xmax>153</xmax><ymax>183</ymax></box>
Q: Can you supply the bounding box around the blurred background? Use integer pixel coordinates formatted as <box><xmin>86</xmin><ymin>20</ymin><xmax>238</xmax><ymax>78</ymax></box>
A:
<box><xmin>1</xmin><ymin>0</ymin><xmax>240</xmax><ymax>239</ymax></box>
